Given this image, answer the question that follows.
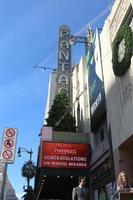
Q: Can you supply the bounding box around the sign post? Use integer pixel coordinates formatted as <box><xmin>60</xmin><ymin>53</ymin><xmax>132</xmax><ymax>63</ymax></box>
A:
<box><xmin>0</xmin><ymin>163</ymin><xmax>8</xmax><ymax>200</ymax></box>
<box><xmin>0</xmin><ymin>128</ymin><xmax>18</xmax><ymax>200</ymax></box>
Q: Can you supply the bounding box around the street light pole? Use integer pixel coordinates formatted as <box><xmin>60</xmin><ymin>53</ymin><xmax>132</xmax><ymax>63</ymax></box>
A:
<box><xmin>17</xmin><ymin>147</ymin><xmax>33</xmax><ymax>200</ymax></box>
<box><xmin>18</xmin><ymin>147</ymin><xmax>33</xmax><ymax>161</ymax></box>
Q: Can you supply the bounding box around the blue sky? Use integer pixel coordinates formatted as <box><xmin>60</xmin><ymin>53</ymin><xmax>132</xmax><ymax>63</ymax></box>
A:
<box><xmin>0</xmin><ymin>0</ymin><xmax>113</xmax><ymax>198</ymax></box>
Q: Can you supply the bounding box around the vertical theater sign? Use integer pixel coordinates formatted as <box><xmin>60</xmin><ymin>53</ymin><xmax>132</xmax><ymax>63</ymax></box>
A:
<box><xmin>56</xmin><ymin>25</ymin><xmax>71</xmax><ymax>99</ymax></box>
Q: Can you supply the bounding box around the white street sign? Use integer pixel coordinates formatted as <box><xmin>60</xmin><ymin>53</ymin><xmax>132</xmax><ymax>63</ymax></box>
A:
<box><xmin>41</xmin><ymin>127</ymin><xmax>52</xmax><ymax>141</ymax></box>
<box><xmin>0</xmin><ymin>128</ymin><xmax>18</xmax><ymax>163</ymax></box>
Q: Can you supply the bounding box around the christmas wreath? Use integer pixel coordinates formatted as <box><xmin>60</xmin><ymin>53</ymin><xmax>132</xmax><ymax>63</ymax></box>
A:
<box><xmin>112</xmin><ymin>25</ymin><xmax>133</xmax><ymax>76</ymax></box>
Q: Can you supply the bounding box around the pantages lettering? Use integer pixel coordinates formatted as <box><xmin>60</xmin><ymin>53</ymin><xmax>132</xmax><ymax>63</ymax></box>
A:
<box><xmin>58</xmin><ymin>27</ymin><xmax>70</xmax><ymax>72</ymax></box>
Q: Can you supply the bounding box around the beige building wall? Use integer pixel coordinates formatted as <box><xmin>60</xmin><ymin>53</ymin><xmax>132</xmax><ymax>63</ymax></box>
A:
<box><xmin>44</xmin><ymin>72</ymin><xmax>57</xmax><ymax>123</ymax></box>
<box><xmin>72</xmin><ymin>57</ymin><xmax>90</xmax><ymax>134</ymax></box>
<box><xmin>100</xmin><ymin>0</ymin><xmax>133</xmax><ymax>179</ymax></box>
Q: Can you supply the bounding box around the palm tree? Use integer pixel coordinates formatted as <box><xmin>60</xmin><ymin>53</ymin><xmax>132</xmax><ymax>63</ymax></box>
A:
<box><xmin>22</xmin><ymin>186</ymin><xmax>34</xmax><ymax>200</ymax></box>
<box><xmin>21</xmin><ymin>160</ymin><xmax>36</xmax><ymax>190</ymax></box>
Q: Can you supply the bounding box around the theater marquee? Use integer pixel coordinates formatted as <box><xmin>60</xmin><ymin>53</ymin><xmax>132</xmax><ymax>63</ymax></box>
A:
<box><xmin>40</xmin><ymin>142</ymin><xmax>89</xmax><ymax>169</ymax></box>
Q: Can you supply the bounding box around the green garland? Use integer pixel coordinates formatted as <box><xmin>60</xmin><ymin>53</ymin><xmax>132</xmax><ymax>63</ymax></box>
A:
<box><xmin>112</xmin><ymin>25</ymin><xmax>133</xmax><ymax>76</ymax></box>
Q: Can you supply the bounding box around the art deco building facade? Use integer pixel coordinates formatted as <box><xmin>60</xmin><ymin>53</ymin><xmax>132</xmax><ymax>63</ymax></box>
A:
<box><xmin>71</xmin><ymin>57</ymin><xmax>90</xmax><ymax>134</ymax></box>
<box><xmin>100</xmin><ymin>0</ymin><xmax>133</xmax><ymax>182</ymax></box>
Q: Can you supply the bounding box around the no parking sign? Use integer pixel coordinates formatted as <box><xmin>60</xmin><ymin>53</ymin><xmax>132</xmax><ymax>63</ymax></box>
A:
<box><xmin>0</xmin><ymin>128</ymin><xmax>18</xmax><ymax>163</ymax></box>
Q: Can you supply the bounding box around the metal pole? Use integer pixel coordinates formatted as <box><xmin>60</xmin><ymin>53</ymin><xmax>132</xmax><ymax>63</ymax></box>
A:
<box><xmin>27</xmin><ymin>177</ymin><xmax>30</xmax><ymax>200</ymax></box>
<box><xmin>17</xmin><ymin>147</ymin><xmax>33</xmax><ymax>200</ymax></box>
<box><xmin>0</xmin><ymin>163</ymin><xmax>8</xmax><ymax>200</ymax></box>
<box><xmin>28</xmin><ymin>149</ymin><xmax>32</xmax><ymax>200</ymax></box>
<box><xmin>29</xmin><ymin>149</ymin><xmax>32</xmax><ymax>161</ymax></box>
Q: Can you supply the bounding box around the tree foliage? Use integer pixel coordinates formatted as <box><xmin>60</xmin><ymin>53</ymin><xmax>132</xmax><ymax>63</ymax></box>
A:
<box><xmin>21</xmin><ymin>160</ymin><xmax>36</xmax><ymax>179</ymax></box>
<box><xmin>46</xmin><ymin>92</ymin><xmax>76</xmax><ymax>131</ymax></box>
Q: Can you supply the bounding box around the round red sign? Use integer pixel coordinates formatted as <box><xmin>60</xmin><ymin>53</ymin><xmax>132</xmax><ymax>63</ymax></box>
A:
<box><xmin>5</xmin><ymin>128</ymin><xmax>15</xmax><ymax>137</ymax></box>
<box><xmin>2</xmin><ymin>150</ymin><xmax>13</xmax><ymax>159</ymax></box>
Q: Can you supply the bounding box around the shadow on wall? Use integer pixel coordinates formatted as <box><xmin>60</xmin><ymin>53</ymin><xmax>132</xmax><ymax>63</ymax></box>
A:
<box><xmin>105</xmin><ymin>68</ymin><xmax>133</xmax><ymax>182</ymax></box>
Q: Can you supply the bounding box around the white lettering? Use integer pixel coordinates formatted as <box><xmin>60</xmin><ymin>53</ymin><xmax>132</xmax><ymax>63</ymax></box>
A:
<box><xmin>60</xmin><ymin>40</ymin><xmax>69</xmax><ymax>48</ymax></box>
<box><xmin>58</xmin><ymin>74</ymin><xmax>68</xmax><ymax>84</ymax></box>
<box><xmin>60</xmin><ymin>30</ymin><xmax>69</xmax><ymax>38</ymax></box>
<box><xmin>54</xmin><ymin>148</ymin><xmax>77</xmax><ymax>155</ymax></box>
<box><xmin>59</xmin><ymin>50</ymin><xmax>69</xmax><ymax>61</ymax></box>
<box><xmin>59</xmin><ymin>62</ymin><xmax>69</xmax><ymax>71</ymax></box>
<box><xmin>90</xmin><ymin>80</ymin><xmax>96</xmax><ymax>98</ymax></box>
<box><xmin>44</xmin><ymin>161</ymin><xmax>50</xmax><ymax>165</ymax></box>
<box><xmin>44</xmin><ymin>155</ymin><xmax>87</xmax><ymax>162</ymax></box>
<box><xmin>51</xmin><ymin>161</ymin><xmax>67</xmax><ymax>166</ymax></box>
<box><xmin>68</xmin><ymin>162</ymin><xmax>87</xmax><ymax>167</ymax></box>
<box><xmin>58</xmin><ymin>27</ymin><xmax>70</xmax><ymax>74</ymax></box>
<box><xmin>91</xmin><ymin>93</ymin><xmax>102</xmax><ymax>115</ymax></box>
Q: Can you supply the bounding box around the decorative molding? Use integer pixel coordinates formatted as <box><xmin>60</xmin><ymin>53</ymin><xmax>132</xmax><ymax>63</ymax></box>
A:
<box><xmin>110</xmin><ymin>0</ymin><xmax>130</xmax><ymax>41</ymax></box>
